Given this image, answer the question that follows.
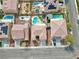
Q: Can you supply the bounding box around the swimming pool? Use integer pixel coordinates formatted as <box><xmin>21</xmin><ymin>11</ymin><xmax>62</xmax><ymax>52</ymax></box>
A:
<box><xmin>51</xmin><ymin>14</ymin><xmax>63</xmax><ymax>21</ymax></box>
<box><xmin>53</xmin><ymin>14</ymin><xmax>63</xmax><ymax>19</ymax></box>
<box><xmin>33</xmin><ymin>2</ymin><xmax>43</xmax><ymax>6</ymax></box>
<box><xmin>32</xmin><ymin>16</ymin><xmax>39</xmax><ymax>25</ymax></box>
<box><xmin>4</xmin><ymin>15</ymin><xmax>14</xmax><ymax>19</ymax></box>
<box><xmin>52</xmin><ymin>14</ymin><xmax>63</xmax><ymax>21</ymax></box>
<box><xmin>3</xmin><ymin>15</ymin><xmax>14</xmax><ymax>22</ymax></box>
<box><xmin>19</xmin><ymin>16</ymin><xmax>30</xmax><ymax>21</ymax></box>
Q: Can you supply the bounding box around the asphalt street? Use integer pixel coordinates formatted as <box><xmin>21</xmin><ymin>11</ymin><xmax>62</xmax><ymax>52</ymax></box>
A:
<box><xmin>0</xmin><ymin>48</ymin><xmax>76</xmax><ymax>59</ymax></box>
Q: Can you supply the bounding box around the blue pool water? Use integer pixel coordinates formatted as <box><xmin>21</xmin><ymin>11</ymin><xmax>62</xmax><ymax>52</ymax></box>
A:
<box><xmin>32</xmin><ymin>16</ymin><xmax>39</xmax><ymax>25</ymax></box>
<box><xmin>53</xmin><ymin>14</ymin><xmax>63</xmax><ymax>19</ymax></box>
<box><xmin>20</xmin><ymin>16</ymin><xmax>30</xmax><ymax>21</ymax></box>
<box><xmin>33</xmin><ymin>2</ymin><xmax>42</xmax><ymax>6</ymax></box>
<box><xmin>3</xmin><ymin>15</ymin><xmax>14</xmax><ymax>20</ymax></box>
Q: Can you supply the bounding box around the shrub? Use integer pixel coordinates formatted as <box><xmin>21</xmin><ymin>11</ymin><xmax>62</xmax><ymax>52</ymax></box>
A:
<box><xmin>65</xmin><ymin>33</ymin><xmax>75</xmax><ymax>46</ymax></box>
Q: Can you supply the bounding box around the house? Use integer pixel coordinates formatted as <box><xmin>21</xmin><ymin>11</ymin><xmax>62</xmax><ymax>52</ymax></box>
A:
<box><xmin>14</xmin><ymin>17</ymin><xmax>21</xmax><ymax>24</ymax></box>
<box><xmin>11</xmin><ymin>24</ymin><xmax>29</xmax><ymax>47</ymax></box>
<box><xmin>50</xmin><ymin>18</ymin><xmax>67</xmax><ymax>46</ymax></box>
<box><xmin>0</xmin><ymin>22</ymin><xmax>10</xmax><ymax>47</ymax></box>
<box><xmin>11</xmin><ymin>24</ymin><xmax>25</xmax><ymax>39</ymax></box>
<box><xmin>50</xmin><ymin>19</ymin><xmax>67</xmax><ymax>39</ymax></box>
<box><xmin>2</xmin><ymin>0</ymin><xmax>18</xmax><ymax>13</ymax></box>
<box><xmin>31</xmin><ymin>24</ymin><xmax>47</xmax><ymax>46</ymax></box>
<box><xmin>0</xmin><ymin>22</ymin><xmax>9</xmax><ymax>39</ymax></box>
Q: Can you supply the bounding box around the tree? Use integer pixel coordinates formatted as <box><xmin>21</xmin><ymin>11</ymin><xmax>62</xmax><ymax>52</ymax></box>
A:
<box><xmin>76</xmin><ymin>0</ymin><xmax>79</xmax><ymax>13</ymax></box>
<box><xmin>0</xmin><ymin>9</ymin><xmax>3</xmax><ymax>19</ymax></box>
<box><xmin>65</xmin><ymin>33</ymin><xmax>75</xmax><ymax>52</ymax></box>
<box><xmin>65</xmin><ymin>33</ymin><xmax>75</xmax><ymax>46</ymax></box>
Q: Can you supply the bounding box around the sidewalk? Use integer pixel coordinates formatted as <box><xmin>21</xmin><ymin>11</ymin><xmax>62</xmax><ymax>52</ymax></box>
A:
<box><xmin>0</xmin><ymin>45</ymin><xmax>69</xmax><ymax>49</ymax></box>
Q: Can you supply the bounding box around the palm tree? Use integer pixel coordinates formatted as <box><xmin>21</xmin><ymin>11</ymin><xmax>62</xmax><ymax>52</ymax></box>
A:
<box><xmin>0</xmin><ymin>9</ymin><xmax>3</xmax><ymax>19</ymax></box>
<box><xmin>46</xmin><ymin>16</ymin><xmax>52</xmax><ymax>46</ymax></box>
<box><xmin>0</xmin><ymin>0</ymin><xmax>3</xmax><ymax>19</ymax></box>
<box><xmin>0</xmin><ymin>0</ymin><xmax>2</xmax><ymax>4</ymax></box>
<box><xmin>76</xmin><ymin>0</ymin><xmax>79</xmax><ymax>13</ymax></box>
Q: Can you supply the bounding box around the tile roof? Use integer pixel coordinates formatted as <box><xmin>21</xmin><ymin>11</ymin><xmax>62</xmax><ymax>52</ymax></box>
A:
<box><xmin>12</xmin><ymin>24</ymin><xmax>29</xmax><ymax>40</ymax></box>
<box><xmin>50</xmin><ymin>20</ymin><xmax>67</xmax><ymax>39</ymax></box>
<box><xmin>3</xmin><ymin>0</ymin><xmax>18</xmax><ymax>13</ymax></box>
<box><xmin>31</xmin><ymin>25</ymin><xmax>47</xmax><ymax>40</ymax></box>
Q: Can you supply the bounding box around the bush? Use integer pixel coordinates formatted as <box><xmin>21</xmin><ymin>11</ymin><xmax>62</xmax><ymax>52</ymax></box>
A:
<box><xmin>64</xmin><ymin>33</ymin><xmax>75</xmax><ymax>52</ymax></box>
<box><xmin>65</xmin><ymin>33</ymin><xmax>75</xmax><ymax>46</ymax></box>
<box><xmin>65</xmin><ymin>12</ymin><xmax>73</xmax><ymax>32</ymax></box>
<box><xmin>0</xmin><ymin>16</ymin><xmax>3</xmax><ymax>19</ymax></box>
<box><xmin>76</xmin><ymin>0</ymin><xmax>79</xmax><ymax>13</ymax></box>
<box><xmin>0</xmin><ymin>9</ymin><xmax>3</xmax><ymax>19</ymax></box>
<box><xmin>67</xmin><ymin>22</ymin><xmax>73</xmax><ymax>32</ymax></box>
